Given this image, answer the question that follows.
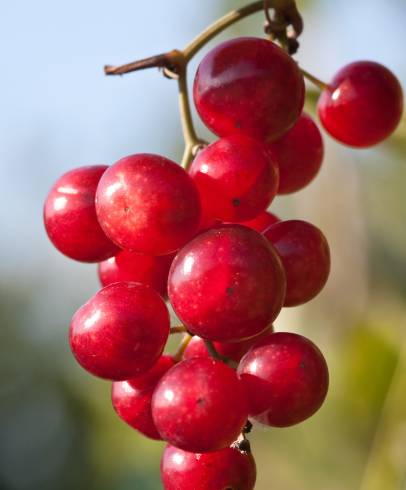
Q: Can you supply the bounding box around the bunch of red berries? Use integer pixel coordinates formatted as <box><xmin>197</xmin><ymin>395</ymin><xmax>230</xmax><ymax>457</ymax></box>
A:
<box><xmin>44</xmin><ymin>32</ymin><xmax>402</xmax><ymax>490</ymax></box>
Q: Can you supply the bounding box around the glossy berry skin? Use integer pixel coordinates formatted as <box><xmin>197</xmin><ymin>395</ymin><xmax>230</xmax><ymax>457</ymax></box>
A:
<box><xmin>161</xmin><ymin>444</ymin><xmax>256</xmax><ymax>490</ymax></box>
<box><xmin>98</xmin><ymin>250</ymin><xmax>175</xmax><ymax>298</ymax></box>
<box><xmin>235</xmin><ymin>211</ymin><xmax>280</xmax><ymax>233</ymax></box>
<box><xmin>268</xmin><ymin>113</ymin><xmax>324</xmax><ymax>194</ymax></box>
<box><xmin>152</xmin><ymin>357</ymin><xmax>248</xmax><ymax>452</ymax></box>
<box><xmin>112</xmin><ymin>355</ymin><xmax>175</xmax><ymax>440</ymax></box>
<box><xmin>238</xmin><ymin>332</ymin><xmax>329</xmax><ymax>427</ymax></box>
<box><xmin>69</xmin><ymin>282</ymin><xmax>170</xmax><ymax>381</ymax></box>
<box><xmin>96</xmin><ymin>154</ymin><xmax>201</xmax><ymax>255</ymax></box>
<box><xmin>193</xmin><ymin>37</ymin><xmax>305</xmax><ymax>141</ymax></box>
<box><xmin>318</xmin><ymin>61</ymin><xmax>403</xmax><ymax>147</ymax></box>
<box><xmin>168</xmin><ymin>225</ymin><xmax>286</xmax><ymax>342</ymax></box>
<box><xmin>184</xmin><ymin>326</ymin><xmax>274</xmax><ymax>364</ymax></box>
<box><xmin>44</xmin><ymin>165</ymin><xmax>119</xmax><ymax>262</ymax></box>
<box><xmin>264</xmin><ymin>220</ymin><xmax>330</xmax><ymax>307</ymax></box>
<box><xmin>189</xmin><ymin>135</ymin><xmax>279</xmax><ymax>222</ymax></box>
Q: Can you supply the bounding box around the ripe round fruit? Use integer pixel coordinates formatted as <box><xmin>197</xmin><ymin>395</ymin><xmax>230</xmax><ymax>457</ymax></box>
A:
<box><xmin>184</xmin><ymin>326</ymin><xmax>274</xmax><ymax>364</ymax></box>
<box><xmin>69</xmin><ymin>282</ymin><xmax>170</xmax><ymax>380</ymax></box>
<box><xmin>98</xmin><ymin>250</ymin><xmax>174</xmax><ymax>297</ymax></box>
<box><xmin>112</xmin><ymin>355</ymin><xmax>175</xmax><ymax>440</ymax></box>
<box><xmin>268</xmin><ymin>113</ymin><xmax>324</xmax><ymax>194</ymax></box>
<box><xmin>236</xmin><ymin>211</ymin><xmax>280</xmax><ymax>233</ymax></box>
<box><xmin>44</xmin><ymin>165</ymin><xmax>118</xmax><ymax>262</ymax></box>
<box><xmin>95</xmin><ymin>154</ymin><xmax>201</xmax><ymax>255</ymax></box>
<box><xmin>193</xmin><ymin>37</ymin><xmax>305</xmax><ymax>141</ymax></box>
<box><xmin>189</xmin><ymin>135</ymin><xmax>279</xmax><ymax>222</ymax></box>
<box><xmin>152</xmin><ymin>357</ymin><xmax>248</xmax><ymax>452</ymax></box>
<box><xmin>318</xmin><ymin>61</ymin><xmax>403</xmax><ymax>147</ymax></box>
<box><xmin>264</xmin><ymin>220</ymin><xmax>330</xmax><ymax>306</ymax></box>
<box><xmin>238</xmin><ymin>332</ymin><xmax>329</xmax><ymax>426</ymax></box>
<box><xmin>161</xmin><ymin>444</ymin><xmax>256</xmax><ymax>490</ymax></box>
<box><xmin>168</xmin><ymin>225</ymin><xmax>286</xmax><ymax>342</ymax></box>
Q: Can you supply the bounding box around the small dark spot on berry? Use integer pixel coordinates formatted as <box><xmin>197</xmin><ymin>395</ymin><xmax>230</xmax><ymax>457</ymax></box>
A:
<box><xmin>300</xmin><ymin>361</ymin><xmax>306</xmax><ymax>369</ymax></box>
<box><xmin>232</xmin><ymin>198</ymin><xmax>241</xmax><ymax>207</ymax></box>
<box><xmin>235</xmin><ymin>121</ymin><xmax>241</xmax><ymax>128</ymax></box>
<box><xmin>196</xmin><ymin>397</ymin><xmax>205</xmax><ymax>406</ymax></box>
<box><xmin>124</xmin><ymin>206</ymin><xmax>130</xmax><ymax>213</ymax></box>
<box><xmin>226</xmin><ymin>287</ymin><xmax>234</xmax><ymax>296</ymax></box>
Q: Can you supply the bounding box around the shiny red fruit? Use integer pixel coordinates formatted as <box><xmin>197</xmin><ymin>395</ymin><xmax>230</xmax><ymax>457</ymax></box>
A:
<box><xmin>236</xmin><ymin>211</ymin><xmax>280</xmax><ymax>233</ymax></box>
<box><xmin>193</xmin><ymin>37</ymin><xmax>305</xmax><ymax>141</ymax></box>
<box><xmin>152</xmin><ymin>357</ymin><xmax>248</xmax><ymax>452</ymax></box>
<box><xmin>238</xmin><ymin>332</ymin><xmax>329</xmax><ymax>427</ymax></box>
<box><xmin>112</xmin><ymin>355</ymin><xmax>175</xmax><ymax>440</ymax></box>
<box><xmin>69</xmin><ymin>282</ymin><xmax>170</xmax><ymax>380</ymax></box>
<box><xmin>189</xmin><ymin>135</ymin><xmax>279</xmax><ymax>222</ymax></box>
<box><xmin>161</xmin><ymin>444</ymin><xmax>256</xmax><ymax>490</ymax></box>
<box><xmin>184</xmin><ymin>326</ymin><xmax>274</xmax><ymax>364</ymax></box>
<box><xmin>318</xmin><ymin>61</ymin><xmax>403</xmax><ymax>147</ymax></box>
<box><xmin>269</xmin><ymin>113</ymin><xmax>324</xmax><ymax>194</ymax></box>
<box><xmin>96</xmin><ymin>154</ymin><xmax>201</xmax><ymax>255</ymax></box>
<box><xmin>168</xmin><ymin>225</ymin><xmax>286</xmax><ymax>342</ymax></box>
<box><xmin>264</xmin><ymin>220</ymin><xmax>330</xmax><ymax>306</ymax></box>
<box><xmin>98</xmin><ymin>250</ymin><xmax>174</xmax><ymax>297</ymax></box>
<box><xmin>44</xmin><ymin>165</ymin><xmax>119</xmax><ymax>262</ymax></box>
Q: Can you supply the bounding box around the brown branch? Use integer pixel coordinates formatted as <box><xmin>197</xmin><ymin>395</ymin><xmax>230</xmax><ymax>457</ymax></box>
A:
<box><xmin>104</xmin><ymin>49</ymin><xmax>184</xmax><ymax>77</ymax></box>
<box><xmin>170</xmin><ymin>325</ymin><xmax>187</xmax><ymax>334</ymax></box>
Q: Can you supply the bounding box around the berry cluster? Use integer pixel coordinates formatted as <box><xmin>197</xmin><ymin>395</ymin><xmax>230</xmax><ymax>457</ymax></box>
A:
<box><xmin>44</xmin><ymin>6</ymin><xmax>403</xmax><ymax>489</ymax></box>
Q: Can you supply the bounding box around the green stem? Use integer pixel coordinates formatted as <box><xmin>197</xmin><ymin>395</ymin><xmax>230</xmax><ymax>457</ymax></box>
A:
<box><xmin>183</xmin><ymin>1</ymin><xmax>264</xmax><ymax>62</ymax></box>
<box><xmin>177</xmin><ymin>68</ymin><xmax>206</xmax><ymax>169</ymax></box>
<box><xmin>173</xmin><ymin>333</ymin><xmax>193</xmax><ymax>362</ymax></box>
<box><xmin>301</xmin><ymin>68</ymin><xmax>331</xmax><ymax>91</ymax></box>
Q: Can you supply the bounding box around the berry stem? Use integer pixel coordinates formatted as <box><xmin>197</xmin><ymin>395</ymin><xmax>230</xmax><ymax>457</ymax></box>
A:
<box><xmin>170</xmin><ymin>325</ymin><xmax>187</xmax><ymax>334</ymax></box>
<box><xmin>173</xmin><ymin>333</ymin><xmax>193</xmax><ymax>362</ymax></box>
<box><xmin>177</xmin><ymin>68</ymin><xmax>207</xmax><ymax>169</ymax></box>
<box><xmin>301</xmin><ymin>68</ymin><xmax>331</xmax><ymax>91</ymax></box>
<box><xmin>204</xmin><ymin>339</ymin><xmax>238</xmax><ymax>369</ymax></box>
<box><xmin>103</xmin><ymin>0</ymin><xmax>303</xmax><ymax>169</ymax></box>
<box><xmin>183</xmin><ymin>1</ymin><xmax>264</xmax><ymax>61</ymax></box>
<box><xmin>104</xmin><ymin>50</ymin><xmax>184</xmax><ymax>76</ymax></box>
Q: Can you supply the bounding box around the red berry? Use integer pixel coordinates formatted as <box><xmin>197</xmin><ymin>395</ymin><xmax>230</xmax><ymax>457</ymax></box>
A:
<box><xmin>264</xmin><ymin>220</ymin><xmax>330</xmax><ymax>306</ymax></box>
<box><xmin>268</xmin><ymin>113</ymin><xmax>324</xmax><ymax>194</ymax></box>
<box><xmin>98</xmin><ymin>250</ymin><xmax>175</xmax><ymax>297</ymax></box>
<box><xmin>44</xmin><ymin>165</ymin><xmax>119</xmax><ymax>262</ymax></box>
<box><xmin>96</xmin><ymin>154</ymin><xmax>201</xmax><ymax>255</ymax></box>
<box><xmin>112</xmin><ymin>355</ymin><xmax>175</xmax><ymax>440</ymax></box>
<box><xmin>193</xmin><ymin>37</ymin><xmax>305</xmax><ymax>141</ymax></box>
<box><xmin>161</xmin><ymin>444</ymin><xmax>256</xmax><ymax>490</ymax></box>
<box><xmin>152</xmin><ymin>357</ymin><xmax>248</xmax><ymax>452</ymax></box>
<box><xmin>238</xmin><ymin>332</ymin><xmax>329</xmax><ymax>426</ymax></box>
<box><xmin>318</xmin><ymin>61</ymin><xmax>403</xmax><ymax>147</ymax></box>
<box><xmin>189</xmin><ymin>135</ymin><xmax>279</xmax><ymax>222</ymax></box>
<box><xmin>235</xmin><ymin>211</ymin><xmax>280</xmax><ymax>233</ymax></box>
<box><xmin>184</xmin><ymin>326</ymin><xmax>274</xmax><ymax>364</ymax></box>
<box><xmin>168</xmin><ymin>225</ymin><xmax>286</xmax><ymax>342</ymax></box>
<box><xmin>69</xmin><ymin>282</ymin><xmax>170</xmax><ymax>380</ymax></box>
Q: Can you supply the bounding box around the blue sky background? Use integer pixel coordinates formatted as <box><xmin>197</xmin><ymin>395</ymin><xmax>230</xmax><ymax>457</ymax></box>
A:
<box><xmin>0</xmin><ymin>0</ymin><xmax>405</xmax><ymax>274</ymax></box>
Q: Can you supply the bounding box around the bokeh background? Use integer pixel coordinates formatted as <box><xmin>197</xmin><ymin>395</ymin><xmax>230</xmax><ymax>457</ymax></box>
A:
<box><xmin>1</xmin><ymin>0</ymin><xmax>405</xmax><ymax>489</ymax></box>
